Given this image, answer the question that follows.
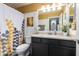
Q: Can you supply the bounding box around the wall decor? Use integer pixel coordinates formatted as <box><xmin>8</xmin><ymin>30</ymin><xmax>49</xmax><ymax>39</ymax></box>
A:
<box><xmin>27</xmin><ymin>17</ymin><xmax>33</xmax><ymax>27</ymax></box>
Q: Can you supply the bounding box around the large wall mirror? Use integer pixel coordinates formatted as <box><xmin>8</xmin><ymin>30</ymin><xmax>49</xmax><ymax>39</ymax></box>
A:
<box><xmin>37</xmin><ymin>3</ymin><xmax>76</xmax><ymax>36</ymax></box>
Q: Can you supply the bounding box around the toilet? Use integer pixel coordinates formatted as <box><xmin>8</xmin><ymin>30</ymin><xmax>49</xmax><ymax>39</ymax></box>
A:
<box><xmin>15</xmin><ymin>44</ymin><xmax>30</xmax><ymax>56</ymax></box>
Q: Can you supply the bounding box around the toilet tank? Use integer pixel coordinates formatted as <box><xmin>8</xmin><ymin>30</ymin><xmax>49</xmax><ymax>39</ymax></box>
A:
<box><xmin>25</xmin><ymin>36</ymin><xmax>31</xmax><ymax>44</ymax></box>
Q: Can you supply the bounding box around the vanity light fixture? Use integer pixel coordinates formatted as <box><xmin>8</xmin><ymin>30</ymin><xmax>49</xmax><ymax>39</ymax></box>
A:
<box><xmin>52</xmin><ymin>7</ymin><xmax>56</xmax><ymax>11</ymax></box>
<box><xmin>40</xmin><ymin>5</ymin><xmax>45</xmax><ymax>10</ymax></box>
<box><xmin>46</xmin><ymin>5</ymin><xmax>51</xmax><ymax>12</ymax></box>
<box><xmin>57</xmin><ymin>6</ymin><xmax>62</xmax><ymax>10</ymax></box>
<box><xmin>58</xmin><ymin>3</ymin><xmax>65</xmax><ymax>6</ymax></box>
<box><xmin>39</xmin><ymin>3</ymin><xmax>66</xmax><ymax>13</ymax></box>
<box><xmin>42</xmin><ymin>9</ymin><xmax>47</xmax><ymax>12</ymax></box>
<box><xmin>46</xmin><ymin>8</ymin><xmax>51</xmax><ymax>12</ymax></box>
<box><xmin>51</xmin><ymin>3</ymin><xmax>57</xmax><ymax>11</ymax></box>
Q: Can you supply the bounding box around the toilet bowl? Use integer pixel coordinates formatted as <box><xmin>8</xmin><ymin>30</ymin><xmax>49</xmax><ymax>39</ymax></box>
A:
<box><xmin>16</xmin><ymin>44</ymin><xmax>30</xmax><ymax>56</ymax></box>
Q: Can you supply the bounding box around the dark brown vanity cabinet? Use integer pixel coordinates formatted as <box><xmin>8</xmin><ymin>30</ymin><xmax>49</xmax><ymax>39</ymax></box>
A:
<box><xmin>31</xmin><ymin>37</ymin><xmax>76</xmax><ymax>56</ymax></box>
<box><xmin>32</xmin><ymin>38</ymin><xmax>48</xmax><ymax>56</ymax></box>
<box><xmin>32</xmin><ymin>43</ymin><xmax>48</xmax><ymax>56</ymax></box>
<box><xmin>49</xmin><ymin>45</ymin><xmax>75</xmax><ymax>56</ymax></box>
<box><xmin>48</xmin><ymin>39</ymin><xmax>76</xmax><ymax>56</ymax></box>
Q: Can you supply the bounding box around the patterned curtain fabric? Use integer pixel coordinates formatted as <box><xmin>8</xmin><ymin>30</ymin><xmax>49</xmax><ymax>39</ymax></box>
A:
<box><xmin>0</xmin><ymin>19</ymin><xmax>24</xmax><ymax>56</ymax></box>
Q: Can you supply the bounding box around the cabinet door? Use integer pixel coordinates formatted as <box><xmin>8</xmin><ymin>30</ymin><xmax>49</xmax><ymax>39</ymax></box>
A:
<box><xmin>49</xmin><ymin>45</ymin><xmax>76</xmax><ymax>56</ymax></box>
<box><xmin>32</xmin><ymin>43</ymin><xmax>48</xmax><ymax>56</ymax></box>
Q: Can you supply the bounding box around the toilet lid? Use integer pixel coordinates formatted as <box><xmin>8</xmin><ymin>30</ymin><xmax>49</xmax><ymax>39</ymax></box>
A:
<box><xmin>16</xmin><ymin>44</ymin><xmax>30</xmax><ymax>50</ymax></box>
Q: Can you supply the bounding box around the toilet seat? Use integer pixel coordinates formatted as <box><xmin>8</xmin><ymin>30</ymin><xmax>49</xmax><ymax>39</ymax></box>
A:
<box><xmin>16</xmin><ymin>44</ymin><xmax>29</xmax><ymax>50</ymax></box>
<box><xmin>15</xmin><ymin>44</ymin><xmax>30</xmax><ymax>56</ymax></box>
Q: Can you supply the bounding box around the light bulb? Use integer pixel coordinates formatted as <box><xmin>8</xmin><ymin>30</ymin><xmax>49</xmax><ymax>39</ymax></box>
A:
<box><xmin>42</xmin><ymin>9</ymin><xmax>46</xmax><ymax>12</ymax></box>
<box><xmin>52</xmin><ymin>3</ymin><xmax>56</xmax><ymax>7</ymax></box>
<box><xmin>57</xmin><ymin>6</ymin><xmax>61</xmax><ymax>10</ymax></box>
<box><xmin>47</xmin><ymin>8</ymin><xmax>51</xmax><ymax>12</ymax></box>
<box><xmin>51</xmin><ymin>3</ymin><xmax>57</xmax><ymax>11</ymax></box>
<box><xmin>52</xmin><ymin>7</ymin><xmax>56</xmax><ymax>11</ymax></box>
<box><xmin>46</xmin><ymin>5</ymin><xmax>50</xmax><ymax>8</ymax></box>
<box><xmin>40</xmin><ymin>5</ymin><xmax>45</xmax><ymax>10</ymax></box>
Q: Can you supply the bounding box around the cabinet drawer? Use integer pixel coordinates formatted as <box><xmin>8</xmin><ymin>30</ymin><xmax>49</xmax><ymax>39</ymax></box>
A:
<box><xmin>58</xmin><ymin>40</ymin><xmax>76</xmax><ymax>47</ymax></box>
<box><xmin>48</xmin><ymin>45</ymin><xmax>76</xmax><ymax>56</ymax></box>
<box><xmin>32</xmin><ymin>43</ymin><xmax>48</xmax><ymax>56</ymax></box>
<box><xmin>48</xmin><ymin>39</ymin><xmax>76</xmax><ymax>47</ymax></box>
<box><xmin>48</xmin><ymin>39</ymin><xmax>58</xmax><ymax>45</ymax></box>
<box><xmin>41</xmin><ymin>38</ymin><xmax>48</xmax><ymax>44</ymax></box>
<box><xmin>32</xmin><ymin>37</ymin><xmax>41</xmax><ymax>43</ymax></box>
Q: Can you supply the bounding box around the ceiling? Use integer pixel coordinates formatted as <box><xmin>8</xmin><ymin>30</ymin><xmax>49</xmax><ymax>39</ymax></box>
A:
<box><xmin>5</xmin><ymin>3</ymin><xmax>32</xmax><ymax>8</ymax></box>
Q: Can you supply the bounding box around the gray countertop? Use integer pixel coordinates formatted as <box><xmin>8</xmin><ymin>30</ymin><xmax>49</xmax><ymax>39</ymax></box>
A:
<box><xmin>31</xmin><ymin>34</ymin><xmax>78</xmax><ymax>41</ymax></box>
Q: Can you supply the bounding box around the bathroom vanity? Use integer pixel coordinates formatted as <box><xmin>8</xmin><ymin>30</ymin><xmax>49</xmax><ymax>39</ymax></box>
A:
<box><xmin>31</xmin><ymin>34</ymin><xmax>76</xmax><ymax>56</ymax></box>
